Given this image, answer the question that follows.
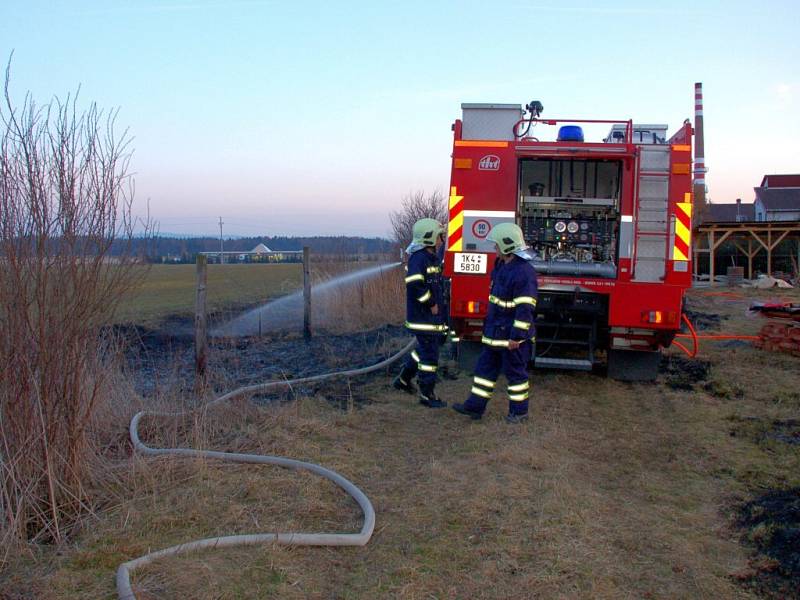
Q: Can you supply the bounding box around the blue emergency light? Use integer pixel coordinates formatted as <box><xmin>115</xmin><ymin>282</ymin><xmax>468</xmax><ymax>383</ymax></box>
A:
<box><xmin>557</xmin><ymin>125</ymin><xmax>584</xmax><ymax>142</ymax></box>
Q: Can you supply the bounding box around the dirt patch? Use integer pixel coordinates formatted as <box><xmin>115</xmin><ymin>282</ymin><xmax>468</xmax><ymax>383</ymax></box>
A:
<box><xmin>735</xmin><ymin>487</ymin><xmax>800</xmax><ymax>599</ymax></box>
<box><xmin>683</xmin><ymin>308</ymin><xmax>727</xmax><ymax>331</ymax></box>
<box><xmin>659</xmin><ymin>354</ymin><xmax>710</xmax><ymax>390</ymax></box>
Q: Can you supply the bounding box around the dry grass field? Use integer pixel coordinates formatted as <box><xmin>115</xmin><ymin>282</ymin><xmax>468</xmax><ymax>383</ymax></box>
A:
<box><xmin>115</xmin><ymin>263</ymin><xmax>303</xmax><ymax>326</ymax></box>
<box><xmin>3</xmin><ymin>285</ymin><xmax>799</xmax><ymax>599</ymax></box>
<box><xmin>114</xmin><ymin>261</ymin><xmax>386</xmax><ymax>327</ymax></box>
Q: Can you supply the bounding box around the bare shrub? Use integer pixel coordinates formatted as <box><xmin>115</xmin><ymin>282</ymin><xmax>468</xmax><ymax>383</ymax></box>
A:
<box><xmin>0</xmin><ymin>62</ymin><xmax>151</xmax><ymax>544</ymax></box>
<box><xmin>389</xmin><ymin>190</ymin><xmax>447</xmax><ymax>247</ymax></box>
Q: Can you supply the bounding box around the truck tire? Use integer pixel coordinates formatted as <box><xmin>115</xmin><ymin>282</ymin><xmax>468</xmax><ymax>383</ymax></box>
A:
<box><xmin>607</xmin><ymin>349</ymin><xmax>661</xmax><ymax>382</ymax></box>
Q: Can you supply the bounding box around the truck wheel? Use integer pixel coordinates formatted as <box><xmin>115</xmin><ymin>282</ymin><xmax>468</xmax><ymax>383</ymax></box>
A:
<box><xmin>607</xmin><ymin>349</ymin><xmax>661</xmax><ymax>382</ymax></box>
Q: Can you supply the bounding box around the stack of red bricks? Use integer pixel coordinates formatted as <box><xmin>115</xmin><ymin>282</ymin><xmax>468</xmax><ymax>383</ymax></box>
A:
<box><xmin>754</xmin><ymin>321</ymin><xmax>800</xmax><ymax>356</ymax></box>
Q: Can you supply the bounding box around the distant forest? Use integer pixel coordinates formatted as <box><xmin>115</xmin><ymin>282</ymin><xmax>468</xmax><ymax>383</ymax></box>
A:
<box><xmin>115</xmin><ymin>236</ymin><xmax>396</xmax><ymax>261</ymax></box>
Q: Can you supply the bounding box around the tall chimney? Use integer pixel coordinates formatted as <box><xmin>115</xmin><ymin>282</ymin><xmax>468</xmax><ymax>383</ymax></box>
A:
<box><xmin>693</xmin><ymin>82</ymin><xmax>707</xmax><ymax>223</ymax></box>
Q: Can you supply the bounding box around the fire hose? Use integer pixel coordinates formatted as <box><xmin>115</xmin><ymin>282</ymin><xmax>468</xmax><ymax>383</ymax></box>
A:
<box><xmin>673</xmin><ymin>313</ymin><xmax>760</xmax><ymax>358</ymax></box>
<box><xmin>116</xmin><ymin>338</ymin><xmax>416</xmax><ymax>600</ymax></box>
<box><xmin>114</xmin><ymin>313</ymin><xmax>762</xmax><ymax>594</ymax></box>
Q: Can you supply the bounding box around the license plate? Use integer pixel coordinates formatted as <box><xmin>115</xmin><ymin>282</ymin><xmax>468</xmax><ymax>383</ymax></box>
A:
<box><xmin>454</xmin><ymin>252</ymin><xmax>487</xmax><ymax>274</ymax></box>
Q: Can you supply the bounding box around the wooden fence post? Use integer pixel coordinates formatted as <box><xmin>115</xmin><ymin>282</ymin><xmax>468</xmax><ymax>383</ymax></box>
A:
<box><xmin>195</xmin><ymin>254</ymin><xmax>208</xmax><ymax>384</ymax></box>
<box><xmin>303</xmin><ymin>246</ymin><xmax>311</xmax><ymax>340</ymax></box>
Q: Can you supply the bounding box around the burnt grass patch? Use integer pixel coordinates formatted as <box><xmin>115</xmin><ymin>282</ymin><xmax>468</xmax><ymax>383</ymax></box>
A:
<box><xmin>735</xmin><ymin>487</ymin><xmax>800</xmax><ymax>599</ymax></box>
<box><xmin>659</xmin><ymin>354</ymin><xmax>710</xmax><ymax>390</ymax></box>
<box><xmin>766</xmin><ymin>420</ymin><xmax>800</xmax><ymax>446</ymax></box>
<box><xmin>121</xmin><ymin>322</ymin><xmax>410</xmax><ymax>400</ymax></box>
<box><xmin>729</xmin><ymin>416</ymin><xmax>800</xmax><ymax>447</ymax></box>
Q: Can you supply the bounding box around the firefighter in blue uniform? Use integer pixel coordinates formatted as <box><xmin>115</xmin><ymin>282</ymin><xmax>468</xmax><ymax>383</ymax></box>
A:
<box><xmin>393</xmin><ymin>218</ymin><xmax>448</xmax><ymax>408</ymax></box>
<box><xmin>452</xmin><ymin>223</ymin><xmax>538</xmax><ymax>423</ymax></box>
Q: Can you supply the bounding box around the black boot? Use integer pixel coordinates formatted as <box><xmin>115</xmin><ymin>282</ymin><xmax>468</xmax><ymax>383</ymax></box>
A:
<box><xmin>392</xmin><ymin>368</ymin><xmax>417</xmax><ymax>394</ymax></box>
<box><xmin>452</xmin><ymin>403</ymin><xmax>483</xmax><ymax>420</ymax></box>
<box><xmin>440</xmin><ymin>360</ymin><xmax>460</xmax><ymax>380</ymax></box>
<box><xmin>419</xmin><ymin>385</ymin><xmax>447</xmax><ymax>408</ymax></box>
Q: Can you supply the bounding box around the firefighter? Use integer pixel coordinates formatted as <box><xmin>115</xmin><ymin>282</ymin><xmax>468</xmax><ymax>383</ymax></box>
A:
<box><xmin>393</xmin><ymin>218</ymin><xmax>448</xmax><ymax>408</ymax></box>
<box><xmin>452</xmin><ymin>223</ymin><xmax>538</xmax><ymax>423</ymax></box>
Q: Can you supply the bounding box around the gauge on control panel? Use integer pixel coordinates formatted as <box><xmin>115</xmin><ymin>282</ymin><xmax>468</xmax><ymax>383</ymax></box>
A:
<box><xmin>580</xmin><ymin>222</ymin><xmax>589</xmax><ymax>231</ymax></box>
<box><xmin>554</xmin><ymin>221</ymin><xmax>567</xmax><ymax>233</ymax></box>
<box><xmin>567</xmin><ymin>221</ymin><xmax>579</xmax><ymax>234</ymax></box>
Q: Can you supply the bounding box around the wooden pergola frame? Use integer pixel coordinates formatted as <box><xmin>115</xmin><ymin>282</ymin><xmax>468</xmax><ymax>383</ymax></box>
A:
<box><xmin>693</xmin><ymin>221</ymin><xmax>800</xmax><ymax>285</ymax></box>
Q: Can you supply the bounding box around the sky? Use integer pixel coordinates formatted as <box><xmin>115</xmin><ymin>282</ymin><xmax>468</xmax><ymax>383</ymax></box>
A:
<box><xmin>2</xmin><ymin>0</ymin><xmax>798</xmax><ymax>238</ymax></box>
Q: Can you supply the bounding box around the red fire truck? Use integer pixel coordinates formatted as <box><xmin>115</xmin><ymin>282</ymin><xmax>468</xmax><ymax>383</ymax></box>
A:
<box><xmin>442</xmin><ymin>101</ymin><xmax>694</xmax><ymax>380</ymax></box>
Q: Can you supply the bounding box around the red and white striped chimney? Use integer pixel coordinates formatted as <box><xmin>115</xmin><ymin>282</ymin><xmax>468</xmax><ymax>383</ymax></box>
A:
<box><xmin>693</xmin><ymin>82</ymin><xmax>707</xmax><ymax>210</ymax></box>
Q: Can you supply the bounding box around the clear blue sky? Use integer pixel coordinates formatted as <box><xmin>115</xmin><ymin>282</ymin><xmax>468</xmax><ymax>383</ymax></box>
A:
<box><xmin>2</xmin><ymin>1</ymin><xmax>798</xmax><ymax>237</ymax></box>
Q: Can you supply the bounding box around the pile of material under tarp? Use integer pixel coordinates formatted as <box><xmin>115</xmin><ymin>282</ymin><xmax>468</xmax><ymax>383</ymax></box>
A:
<box><xmin>693</xmin><ymin>274</ymin><xmax>795</xmax><ymax>288</ymax></box>
<box><xmin>751</xmin><ymin>302</ymin><xmax>800</xmax><ymax>356</ymax></box>
<box><xmin>751</xmin><ymin>275</ymin><xmax>794</xmax><ymax>289</ymax></box>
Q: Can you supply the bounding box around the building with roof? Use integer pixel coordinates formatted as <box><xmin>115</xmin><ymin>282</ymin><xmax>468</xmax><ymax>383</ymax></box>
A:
<box><xmin>754</xmin><ymin>174</ymin><xmax>800</xmax><ymax>222</ymax></box>
<box><xmin>758</xmin><ymin>174</ymin><xmax>800</xmax><ymax>188</ymax></box>
<box><xmin>692</xmin><ymin>174</ymin><xmax>800</xmax><ymax>283</ymax></box>
<box><xmin>705</xmin><ymin>198</ymin><xmax>755</xmax><ymax>223</ymax></box>
<box><xmin>201</xmin><ymin>242</ymin><xmax>302</xmax><ymax>263</ymax></box>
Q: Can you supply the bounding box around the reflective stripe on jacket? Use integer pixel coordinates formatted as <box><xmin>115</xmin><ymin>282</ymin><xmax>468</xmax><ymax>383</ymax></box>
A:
<box><xmin>405</xmin><ymin>248</ymin><xmax>445</xmax><ymax>335</ymax></box>
<box><xmin>482</xmin><ymin>255</ymin><xmax>538</xmax><ymax>346</ymax></box>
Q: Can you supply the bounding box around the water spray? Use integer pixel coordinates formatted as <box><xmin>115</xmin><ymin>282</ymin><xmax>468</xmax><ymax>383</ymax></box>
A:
<box><xmin>214</xmin><ymin>262</ymin><xmax>402</xmax><ymax>337</ymax></box>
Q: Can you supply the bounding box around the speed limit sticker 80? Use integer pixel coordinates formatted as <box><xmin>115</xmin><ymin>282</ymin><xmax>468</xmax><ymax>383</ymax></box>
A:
<box><xmin>453</xmin><ymin>252</ymin><xmax>487</xmax><ymax>274</ymax></box>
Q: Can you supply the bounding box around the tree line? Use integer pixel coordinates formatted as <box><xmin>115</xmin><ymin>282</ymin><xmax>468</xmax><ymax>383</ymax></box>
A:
<box><xmin>113</xmin><ymin>235</ymin><xmax>396</xmax><ymax>261</ymax></box>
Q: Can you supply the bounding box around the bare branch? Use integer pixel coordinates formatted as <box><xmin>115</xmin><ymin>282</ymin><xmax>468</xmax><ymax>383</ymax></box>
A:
<box><xmin>388</xmin><ymin>190</ymin><xmax>447</xmax><ymax>247</ymax></box>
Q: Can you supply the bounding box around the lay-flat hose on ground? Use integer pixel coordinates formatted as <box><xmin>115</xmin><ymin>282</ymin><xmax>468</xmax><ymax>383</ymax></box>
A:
<box><xmin>116</xmin><ymin>338</ymin><xmax>416</xmax><ymax>600</ymax></box>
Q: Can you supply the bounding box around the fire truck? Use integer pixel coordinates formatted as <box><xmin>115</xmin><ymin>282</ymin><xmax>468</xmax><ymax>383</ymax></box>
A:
<box><xmin>442</xmin><ymin>101</ymin><xmax>694</xmax><ymax>380</ymax></box>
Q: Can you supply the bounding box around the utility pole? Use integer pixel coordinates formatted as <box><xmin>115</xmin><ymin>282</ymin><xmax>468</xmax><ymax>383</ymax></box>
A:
<box><xmin>218</xmin><ymin>216</ymin><xmax>224</xmax><ymax>264</ymax></box>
